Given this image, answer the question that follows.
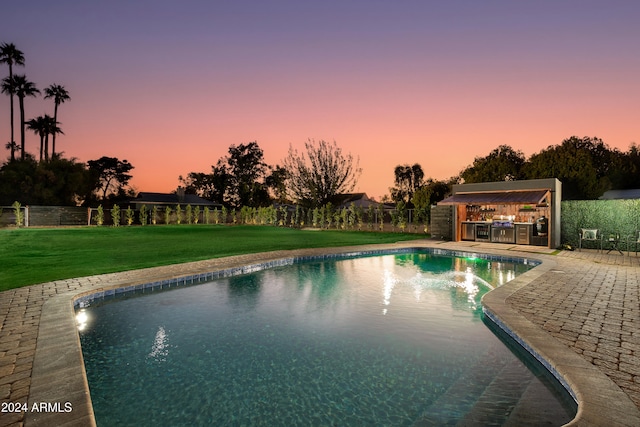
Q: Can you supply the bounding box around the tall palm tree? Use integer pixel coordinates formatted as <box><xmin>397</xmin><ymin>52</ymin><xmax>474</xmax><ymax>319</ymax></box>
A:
<box><xmin>0</xmin><ymin>43</ymin><xmax>25</xmax><ymax>162</ymax></box>
<box><xmin>44</xmin><ymin>115</ymin><xmax>63</xmax><ymax>161</ymax></box>
<box><xmin>44</xmin><ymin>83</ymin><xmax>70</xmax><ymax>158</ymax></box>
<box><xmin>0</xmin><ymin>76</ymin><xmax>18</xmax><ymax>158</ymax></box>
<box><xmin>9</xmin><ymin>74</ymin><xmax>40</xmax><ymax>160</ymax></box>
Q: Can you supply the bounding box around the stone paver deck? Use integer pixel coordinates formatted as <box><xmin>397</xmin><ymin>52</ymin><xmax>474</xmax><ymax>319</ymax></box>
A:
<box><xmin>1</xmin><ymin>241</ymin><xmax>639</xmax><ymax>426</ymax></box>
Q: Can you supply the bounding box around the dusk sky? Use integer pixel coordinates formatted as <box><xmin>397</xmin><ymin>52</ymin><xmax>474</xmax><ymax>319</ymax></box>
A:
<box><xmin>2</xmin><ymin>1</ymin><xmax>639</xmax><ymax>200</ymax></box>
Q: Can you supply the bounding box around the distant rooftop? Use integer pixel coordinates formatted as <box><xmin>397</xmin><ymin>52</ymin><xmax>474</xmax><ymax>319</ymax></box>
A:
<box><xmin>131</xmin><ymin>192</ymin><xmax>221</xmax><ymax>206</ymax></box>
<box><xmin>599</xmin><ymin>189</ymin><xmax>640</xmax><ymax>200</ymax></box>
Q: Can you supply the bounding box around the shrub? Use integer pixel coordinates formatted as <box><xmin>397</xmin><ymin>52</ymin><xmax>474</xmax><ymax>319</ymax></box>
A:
<box><xmin>175</xmin><ymin>204</ymin><xmax>183</xmax><ymax>224</ymax></box>
<box><xmin>221</xmin><ymin>206</ymin><xmax>228</xmax><ymax>224</ymax></box>
<box><xmin>279</xmin><ymin>205</ymin><xmax>287</xmax><ymax>226</ymax></box>
<box><xmin>325</xmin><ymin>204</ymin><xmax>333</xmax><ymax>229</ymax></box>
<box><xmin>95</xmin><ymin>205</ymin><xmax>104</xmax><ymax>226</ymax></box>
<box><xmin>111</xmin><ymin>205</ymin><xmax>121</xmax><ymax>227</ymax></box>
<box><xmin>240</xmin><ymin>206</ymin><xmax>252</xmax><ymax>224</ymax></box>
<box><xmin>204</xmin><ymin>207</ymin><xmax>210</xmax><ymax>224</ymax></box>
<box><xmin>366</xmin><ymin>205</ymin><xmax>375</xmax><ymax>229</ymax></box>
<box><xmin>140</xmin><ymin>205</ymin><xmax>148</xmax><ymax>226</ymax></box>
<box><xmin>348</xmin><ymin>203</ymin><xmax>356</xmax><ymax>229</ymax></box>
<box><xmin>340</xmin><ymin>207</ymin><xmax>348</xmax><ymax>229</ymax></box>
<box><xmin>356</xmin><ymin>205</ymin><xmax>364</xmax><ymax>230</ymax></box>
<box><xmin>12</xmin><ymin>201</ymin><xmax>24</xmax><ymax>227</ymax></box>
<box><xmin>185</xmin><ymin>204</ymin><xmax>193</xmax><ymax>224</ymax></box>
<box><xmin>292</xmin><ymin>205</ymin><xmax>304</xmax><ymax>227</ymax></box>
<box><xmin>193</xmin><ymin>206</ymin><xmax>200</xmax><ymax>224</ymax></box>
<box><xmin>561</xmin><ymin>199</ymin><xmax>640</xmax><ymax>247</ymax></box>
<box><xmin>164</xmin><ymin>206</ymin><xmax>172</xmax><ymax>224</ymax></box>
<box><xmin>125</xmin><ymin>206</ymin><xmax>135</xmax><ymax>226</ymax></box>
<box><xmin>377</xmin><ymin>204</ymin><xmax>385</xmax><ymax>231</ymax></box>
<box><xmin>151</xmin><ymin>206</ymin><xmax>158</xmax><ymax>225</ymax></box>
<box><xmin>212</xmin><ymin>208</ymin><xmax>220</xmax><ymax>224</ymax></box>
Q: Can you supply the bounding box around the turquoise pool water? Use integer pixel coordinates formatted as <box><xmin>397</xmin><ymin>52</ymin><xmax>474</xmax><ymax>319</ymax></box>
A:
<box><xmin>78</xmin><ymin>250</ymin><xmax>576</xmax><ymax>426</ymax></box>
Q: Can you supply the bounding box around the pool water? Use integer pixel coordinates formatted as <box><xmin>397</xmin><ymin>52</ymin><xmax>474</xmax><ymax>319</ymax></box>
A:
<box><xmin>78</xmin><ymin>251</ymin><xmax>576</xmax><ymax>426</ymax></box>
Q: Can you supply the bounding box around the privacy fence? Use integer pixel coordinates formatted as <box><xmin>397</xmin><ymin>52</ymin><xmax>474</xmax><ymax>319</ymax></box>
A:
<box><xmin>0</xmin><ymin>205</ymin><xmax>90</xmax><ymax>227</ymax></box>
<box><xmin>3</xmin><ymin>200</ymin><xmax>640</xmax><ymax>248</ymax></box>
<box><xmin>0</xmin><ymin>203</ymin><xmax>430</xmax><ymax>233</ymax></box>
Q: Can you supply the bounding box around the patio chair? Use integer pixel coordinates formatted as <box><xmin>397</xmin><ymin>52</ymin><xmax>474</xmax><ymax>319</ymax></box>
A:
<box><xmin>579</xmin><ymin>228</ymin><xmax>602</xmax><ymax>252</ymax></box>
<box><xmin>628</xmin><ymin>230</ymin><xmax>640</xmax><ymax>256</ymax></box>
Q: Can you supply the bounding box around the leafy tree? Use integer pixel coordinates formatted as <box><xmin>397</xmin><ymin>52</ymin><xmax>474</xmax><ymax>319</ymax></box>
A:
<box><xmin>181</xmin><ymin>141</ymin><xmax>270</xmax><ymax>208</ymax></box>
<box><xmin>411</xmin><ymin>186</ymin><xmax>432</xmax><ymax>225</ymax></box>
<box><xmin>423</xmin><ymin>178</ymin><xmax>455</xmax><ymax>205</ymax></box>
<box><xmin>0</xmin><ymin>156</ymin><xmax>37</xmax><ymax>204</ymax></box>
<box><xmin>224</xmin><ymin>141</ymin><xmax>269</xmax><ymax>208</ymax></box>
<box><xmin>0</xmin><ymin>155</ymin><xmax>91</xmax><ymax>205</ymax></box>
<box><xmin>390</xmin><ymin>163</ymin><xmax>424</xmax><ymax>205</ymax></box>
<box><xmin>460</xmin><ymin>145</ymin><xmax>525</xmax><ymax>183</ymax></box>
<box><xmin>265</xmin><ymin>165</ymin><xmax>289</xmax><ymax>203</ymax></box>
<box><xmin>87</xmin><ymin>156</ymin><xmax>134</xmax><ymax>201</ymax></box>
<box><xmin>44</xmin><ymin>83</ymin><xmax>70</xmax><ymax>158</ymax></box>
<box><xmin>611</xmin><ymin>144</ymin><xmax>640</xmax><ymax>190</ymax></box>
<box><xmin>523</xmin><ymin>136</ymin><xmax>615</xmax><ymax>199</ymax></box>
<box><xmin>179</xmin><ymin>166</ymin><xmax>228</xmax><ymax>203</ymax></box>
<box><xmin>0</xmin><ymin>42</ymin><xmax>25</xmax><ymax>162</ymax></box>
<box><xmin>283</xmin><ymin>139</ymin><xmax>361</xmax><ymax>207</ymax></box>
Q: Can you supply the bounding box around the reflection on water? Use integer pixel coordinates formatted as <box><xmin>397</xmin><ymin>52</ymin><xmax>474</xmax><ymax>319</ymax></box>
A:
<box><xmin>76</xmin><ymin>309</ymin><xmax>89</xmax><ymax>331</ymax></box>
<box><xmin>147</xmin><ymin>326</ymin><xmax>169</xmax><ymax>362</ymax></box>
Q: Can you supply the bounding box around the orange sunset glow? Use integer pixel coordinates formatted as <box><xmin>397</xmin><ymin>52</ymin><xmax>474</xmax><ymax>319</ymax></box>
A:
<box><xmin>2</xmin><ymin>1</ymin><xmax>639</xmax><ymax>201</ymax></box>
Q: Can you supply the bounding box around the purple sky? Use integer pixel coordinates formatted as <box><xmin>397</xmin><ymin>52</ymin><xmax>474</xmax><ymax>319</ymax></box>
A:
<box><xmin>3</xmin><ymin>1</ymin><xmax>639</xmax><ymax>200</ymax></box>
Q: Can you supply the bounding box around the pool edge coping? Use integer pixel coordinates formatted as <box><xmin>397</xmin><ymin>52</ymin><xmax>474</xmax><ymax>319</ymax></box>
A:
<box><xmin>24</xmin><ymin>241</ymin><xmax>640</xmax><ymax>426</ymax></box>
<box><xmin>481</xmin><ymin>255</ymin><xmax>640</xmax><ymax>427</ymax></box>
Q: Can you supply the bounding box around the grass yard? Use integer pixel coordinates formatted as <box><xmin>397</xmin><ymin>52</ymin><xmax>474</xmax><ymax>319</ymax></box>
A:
<box><xmin>0</xmin><ymin>225</ymin><xmax>427</xmax><ymax>291</ymax></box>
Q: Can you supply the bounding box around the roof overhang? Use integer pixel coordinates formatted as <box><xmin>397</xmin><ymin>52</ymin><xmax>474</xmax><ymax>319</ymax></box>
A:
<box><xmin>439</xmin><ymin>189</ymin><xmax>549</xmax><ymax>205</ymax></box>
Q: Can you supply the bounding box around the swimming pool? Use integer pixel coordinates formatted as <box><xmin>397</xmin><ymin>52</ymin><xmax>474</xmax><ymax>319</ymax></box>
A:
<box><xmin>77</xmin><ymin>249</ymin><xmax>576</xmax><ymax>426</ymax></box>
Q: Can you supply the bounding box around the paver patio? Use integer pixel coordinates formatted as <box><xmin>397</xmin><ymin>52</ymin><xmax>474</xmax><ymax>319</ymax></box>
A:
<box><xmin>1</xmin><ymin>241</ymin><xmax>639</xmax><ymax>426</ymax></box>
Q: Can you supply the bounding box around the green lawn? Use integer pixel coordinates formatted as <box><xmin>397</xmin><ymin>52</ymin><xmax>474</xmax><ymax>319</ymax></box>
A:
<box><xmin>0</xmin><ymin>225</ymin><xmax>427</xmax><ymax>291</ymax></box>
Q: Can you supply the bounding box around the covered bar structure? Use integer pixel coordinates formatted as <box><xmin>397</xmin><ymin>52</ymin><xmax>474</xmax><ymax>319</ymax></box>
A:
<box><xmin>439</xmin><ymin>178</ymin><xmax>562</xmax><ymax>248</ymax></box>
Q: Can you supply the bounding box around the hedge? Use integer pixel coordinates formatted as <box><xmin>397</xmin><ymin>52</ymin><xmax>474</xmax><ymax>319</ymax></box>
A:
<box><xmin>561</xmin><ymin>199</ymin><xmax>640</xmax><ymax>248</ymax></box>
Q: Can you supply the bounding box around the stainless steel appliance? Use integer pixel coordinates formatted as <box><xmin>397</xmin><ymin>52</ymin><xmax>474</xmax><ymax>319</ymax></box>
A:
<box><xmin>491</xmin><ymin>220</ymin><xmax>515</xmax><ymax>243</ymax></box>
<box><xmin>515</xmin><ymin>224</ymin><xmax>532</xmax><ymax>245</ymax></box>
<box><xmin>475</xmin><ymin>223</ymin><xmax>490</xmax><ymax>242</ymax></box>
<box><xmin>462</xmin><ymin>222</ymin><xmax>475</xmax><ymax>241</ymax></box>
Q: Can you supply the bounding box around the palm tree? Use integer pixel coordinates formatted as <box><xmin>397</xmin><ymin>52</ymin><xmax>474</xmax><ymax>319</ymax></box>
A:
<box><xmin>9</xmin><ymin>74</ymin><xmax>40</xmax><ymax>160</ymax></box>
<box><xmin>44</xmin><ymin>115</ymin><xmax>63</xmax><ymax>161</ymax></box>
<box><xmin>26</xmin><ymin>114</ymin><xmax>62</xmax><ymax>162</ymax></box>
<box><xmin>0</xmin><ymin>43</ymin><xmax>25</xmax><ymax>162</ymax></box>
<box><xmin>5</xmin><ymin>141</ymin><xmax>20</xmax><ymax>158</ymax></box>
<box><xmin>44</xmin><ymin>84</ymin><xmax>70</xmax><ymax>158</ymax></box>
<box><xmin>26</xmin><ymin>116</ymin><xmax>47</xmax><ymax>162</ymax></box>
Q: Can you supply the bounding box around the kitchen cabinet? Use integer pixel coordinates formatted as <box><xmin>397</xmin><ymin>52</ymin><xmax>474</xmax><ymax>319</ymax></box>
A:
<box><xmin>515</xmin><ymin>224</ymin><xmax>532</xmax><ymax>245</ymax></box>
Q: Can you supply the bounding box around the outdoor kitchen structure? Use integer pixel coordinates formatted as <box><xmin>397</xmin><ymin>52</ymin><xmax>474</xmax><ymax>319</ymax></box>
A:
<box><xmin>438</xmin><ymin>178</ymin><xmax>562</xmax><ymax>248</ymax></box>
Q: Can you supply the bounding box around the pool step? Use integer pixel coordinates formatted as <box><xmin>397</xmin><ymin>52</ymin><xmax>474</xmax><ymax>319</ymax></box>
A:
<box><xmin>453</xmin><ymin>361</ymin><xmax>533</xmax><ymax>426</ymax></box>
<box><xmin>412</xmin><ymin>347</ymin><xmax>541</xmax><ymax>426</ymax></box>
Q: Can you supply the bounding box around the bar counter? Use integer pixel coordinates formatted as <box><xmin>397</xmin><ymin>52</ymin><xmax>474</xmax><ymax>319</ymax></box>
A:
<box><xmin>461</xmin><ymin>221</ymin><xmax>546</xmax><ymax>246</ymax></box>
